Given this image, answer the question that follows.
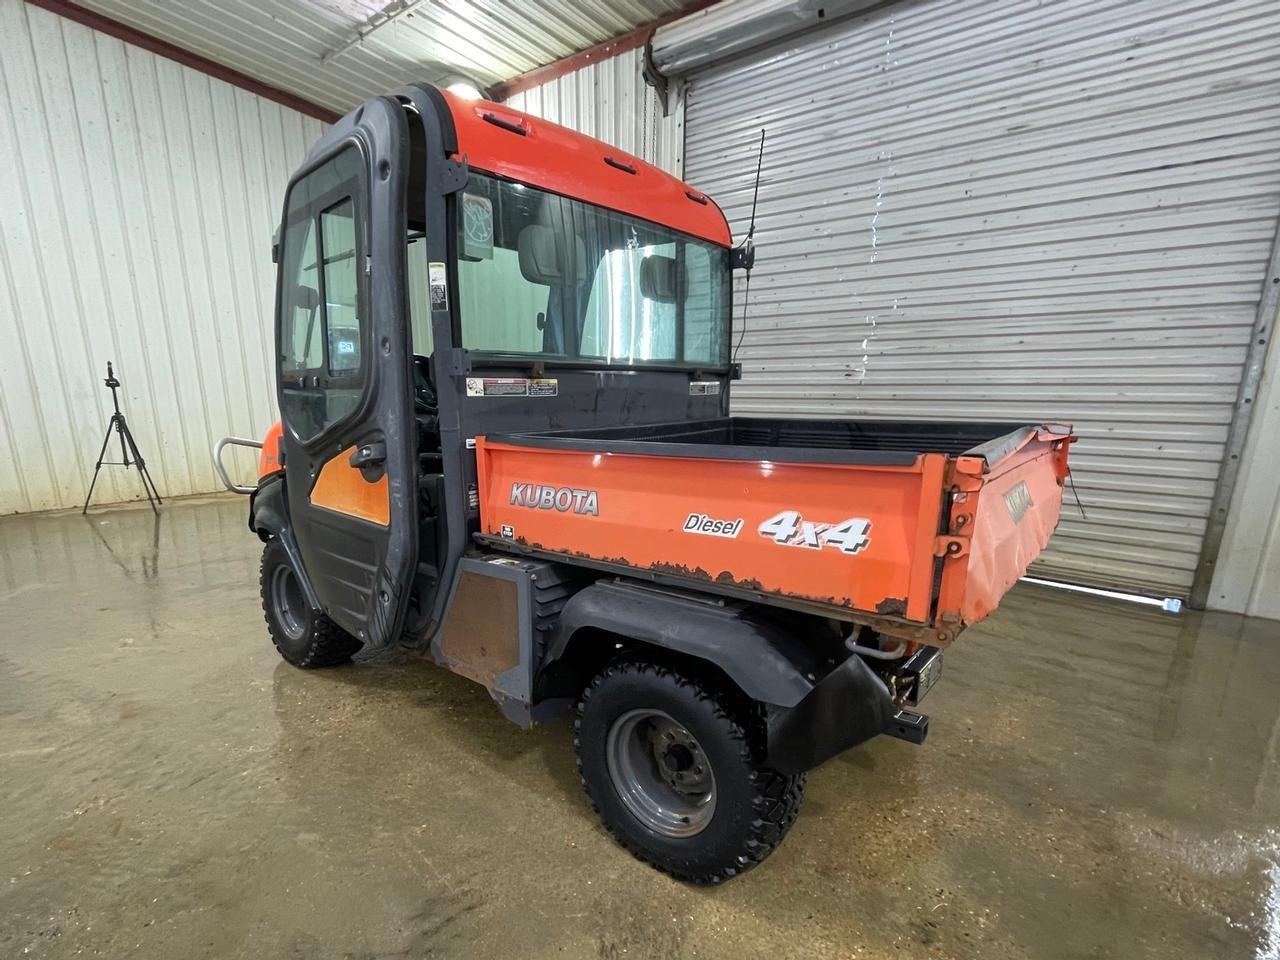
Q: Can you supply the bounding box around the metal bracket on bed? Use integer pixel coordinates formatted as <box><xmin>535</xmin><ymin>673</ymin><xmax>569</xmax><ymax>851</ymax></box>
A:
<box><xmin>933</xmin><ymin>535</ymin><xmax>969</xmax><ymax>558</ymax></box>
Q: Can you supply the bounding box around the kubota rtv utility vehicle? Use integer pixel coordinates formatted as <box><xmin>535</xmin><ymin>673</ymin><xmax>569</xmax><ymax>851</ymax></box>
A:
<box><xmin>215</xmin><ymin>84</ymin><xmax>1075</xmax><ymax>882</ymax></box>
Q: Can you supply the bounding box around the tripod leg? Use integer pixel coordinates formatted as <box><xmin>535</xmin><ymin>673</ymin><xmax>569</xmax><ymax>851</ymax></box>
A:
<box><xmin>120</xmin><ymin>418</ymin><xmax>161</xmax><ymax>512</ymax></box>
<box><xmin>82</xmin><ymin>422</ymin><xmax>116</xmax><ymax>514</ymax></box>
<box><xmin>139</xmin><ymin>461</ymin><xmax>163</xmax><ymax>509</ymax></box>
<box><xmin>132</xmin><ymin>431</ymin><xmax>163</xmax><ymax>506</ymax></box>
<box><xmin>107</xmin><ymin>412</ymin><xmax>129</xmax><ymax>467</ymax></box>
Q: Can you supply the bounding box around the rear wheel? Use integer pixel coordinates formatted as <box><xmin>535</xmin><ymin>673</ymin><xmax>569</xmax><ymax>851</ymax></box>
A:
<box><xmin>575</xmin><ymin>660</ymin><xmax>805</xmax><ymax>883</ymax></box>
<box><xmin>260</xmin><ymin>539</ymin><xmax>362</xmax><ymax>668</ymax></box>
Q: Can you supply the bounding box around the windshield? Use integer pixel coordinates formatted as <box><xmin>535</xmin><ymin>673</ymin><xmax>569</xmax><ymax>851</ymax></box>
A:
<box><xmin>455</xmin><ymin>172</ymin><xmax>731</xmax><ymax>368</ymax></box>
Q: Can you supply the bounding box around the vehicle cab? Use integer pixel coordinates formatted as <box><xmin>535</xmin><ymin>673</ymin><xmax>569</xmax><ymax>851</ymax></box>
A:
<box><xmin>252</xmin><ymin>86</ymin><xmax>737</xmax><ymax>652</ymax></box>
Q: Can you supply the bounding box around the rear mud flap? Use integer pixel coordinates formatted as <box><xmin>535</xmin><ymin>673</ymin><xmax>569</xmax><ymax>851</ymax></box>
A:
<box><xmin>764</xmin><ymin>654</ymin><xmax>897</xmax><ymax>775</ymax></box>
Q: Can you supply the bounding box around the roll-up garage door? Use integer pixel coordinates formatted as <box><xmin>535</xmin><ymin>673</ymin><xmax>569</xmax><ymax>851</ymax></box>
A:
<box><xmin>681</xmin><ymin>0</ymin><xmax>1280</xmax><ymax>598</ymax></box>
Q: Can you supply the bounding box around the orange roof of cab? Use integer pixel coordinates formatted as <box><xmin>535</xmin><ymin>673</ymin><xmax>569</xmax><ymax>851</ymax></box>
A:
<box><xmin>439</xmin><ymin>89</ymin><xmax>733</xmax><ymax>248</ymax></box>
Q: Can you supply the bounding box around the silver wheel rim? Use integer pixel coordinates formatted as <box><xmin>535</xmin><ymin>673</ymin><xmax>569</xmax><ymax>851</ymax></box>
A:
<box><xmin>605</xmin><ymin>708</ymin><xmax>716</xmax><ymax>838</ymax></box>
<box><xmin>271</xmin><ymin>565</ymin><xmax>306</xmax><ymax>641</ymax></box>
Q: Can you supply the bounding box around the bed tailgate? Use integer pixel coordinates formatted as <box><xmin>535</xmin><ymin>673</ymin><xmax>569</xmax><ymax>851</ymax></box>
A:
<box><xmin>935</xmin><ymin>425</ymin><xmax>1075</xmax><ymax>628</ymax></box>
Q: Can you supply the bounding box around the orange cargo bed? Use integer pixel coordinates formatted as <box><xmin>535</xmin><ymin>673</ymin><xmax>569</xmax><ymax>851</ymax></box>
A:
<box><xmin>475</xmin><ymin>417</ymin><xmax>1074</xmax><ymax>646</ymax></box>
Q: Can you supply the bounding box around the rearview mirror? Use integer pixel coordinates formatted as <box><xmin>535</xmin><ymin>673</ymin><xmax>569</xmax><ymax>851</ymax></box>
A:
<box><xmin>639</xmin><ymin>255</ymin><xmax>686</xmax><ymax>304</ymax></box>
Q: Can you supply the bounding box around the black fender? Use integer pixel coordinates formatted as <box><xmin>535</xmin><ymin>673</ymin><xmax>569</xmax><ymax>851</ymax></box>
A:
<box><xmin>247</xmin><ymin>475</ymin><xmax>321</xmax><ymax>612</ymax></box>
<box><xmin>539</xmin><ymin>579</ymin><xmax>894</xmax><ymax>773</ymax></box>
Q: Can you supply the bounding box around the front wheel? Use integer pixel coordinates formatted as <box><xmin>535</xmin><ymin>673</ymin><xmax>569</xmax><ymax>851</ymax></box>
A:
<box><xmin>575</xmin><ymin>661</ymin><xmax>805</xmax><ymax>883</ymax></box>
<box><xmin>260</xmin><ymin>539</ymin><xmax>362</xmax><ymax>668</ymax></box>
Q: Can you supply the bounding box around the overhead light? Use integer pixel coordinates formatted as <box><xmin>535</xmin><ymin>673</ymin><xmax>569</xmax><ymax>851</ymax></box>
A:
<box><xmin>444</xmin><ymin>77</ymin><xmax>483</xmax><ymax>100</ymax></box>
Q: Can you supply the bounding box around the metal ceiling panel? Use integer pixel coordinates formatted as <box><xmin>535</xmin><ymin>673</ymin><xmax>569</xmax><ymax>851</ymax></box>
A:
<box><xmin>682</xmin><ymin>0</ymin><xmax>1280</xmax><ymax>598</ymax></box>
<box><xmin>64</xmin><ymin>0</ymin><xmax>691</xmax><ymax>113</ymax></box>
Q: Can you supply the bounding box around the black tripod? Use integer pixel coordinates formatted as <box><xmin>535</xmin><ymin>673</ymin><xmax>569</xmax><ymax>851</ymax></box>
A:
<box><xmin>82</xmin><ymin>362</ymin><xmax>162</xmax><ymax>515</ymax></box>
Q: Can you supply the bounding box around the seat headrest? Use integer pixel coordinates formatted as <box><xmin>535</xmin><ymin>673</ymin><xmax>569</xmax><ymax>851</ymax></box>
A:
<box><xmin>517</xmin><ymin>224</ymin><xmax>586</xmax><ymax>285</ymax></box>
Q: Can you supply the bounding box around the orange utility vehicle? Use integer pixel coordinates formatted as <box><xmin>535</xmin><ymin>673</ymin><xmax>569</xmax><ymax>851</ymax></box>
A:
<box><xmin>216</xmin><ymin>83</ymin><xmax>1075</xmax><ymax>883</ymax></box>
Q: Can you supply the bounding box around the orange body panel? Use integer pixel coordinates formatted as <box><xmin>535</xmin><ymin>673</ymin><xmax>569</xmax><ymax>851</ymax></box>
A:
<box><xmin>440</xmin><ymin>89</ymin><xmax>732</xmax><ymax>247</ymax></box>
<box><xmin>309</xmin><ymin>446</ymin><xmax>390</xmax><ymax>526</ymax></box>
<box><xmin>258</xmin><ymin>420</ymin><xmax>284</xmax><ymax>478</ymax></box>
<box><xmin>476</xmin><ymin>428</ymin><xmax>1074</xmax><ymax>643</ymax></box>
<box><xmin>936</xmin><ymin>431</ymin><xmax>1072</xmax><ymax>626</ymax></box>
<box><xmin>476</xmin><ymin>440</ymin><xmax>948</xmax><ymax>623</ymax></box>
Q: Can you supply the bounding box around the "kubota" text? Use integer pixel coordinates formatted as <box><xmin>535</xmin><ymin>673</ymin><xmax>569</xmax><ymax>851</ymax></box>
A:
<box><xmin>509</xmin><ymin>482</ymin><xmax>599</xmax><ymax>516</ymax></box>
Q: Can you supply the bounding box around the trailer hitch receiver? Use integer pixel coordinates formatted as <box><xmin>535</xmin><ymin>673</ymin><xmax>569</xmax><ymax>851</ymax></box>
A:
<box><xmin>885</xmin><ymin>708</ymin><xmax>929</xmax><ymax>745</ymax></box>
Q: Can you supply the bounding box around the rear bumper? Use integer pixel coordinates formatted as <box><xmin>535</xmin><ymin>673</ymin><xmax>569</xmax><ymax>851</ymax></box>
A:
<box><xmin>764</xmin><ymin>653</ymin><xmax>897</xmax><ymax>775</ymax></box>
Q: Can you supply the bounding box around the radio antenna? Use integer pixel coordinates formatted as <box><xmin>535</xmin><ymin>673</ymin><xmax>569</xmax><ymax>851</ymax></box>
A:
<box><xmin>732</xmin><ymin>128</ymin><xmax>766</xmax><ymax>366</ymax></box>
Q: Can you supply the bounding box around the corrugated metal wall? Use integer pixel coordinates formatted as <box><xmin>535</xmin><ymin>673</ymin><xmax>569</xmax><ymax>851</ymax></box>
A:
<box><xmin>1210</xmin><ymin>327</ymin><xmax>1280</xmax><ymax>619</ymax></box>
<box><xmin>0</xmin><ymin>0</ymin><xmax>324</xmax><ymax>513</ymax></box>
<box><xmin>504</xmin><ymin>46</ymin><xmax>684</xmax><ymax>176</ymax></box>
<box><xmin>681</xmin><ymin>0</ymin><xmax>1280</xmax><ymax>598</ymax></box>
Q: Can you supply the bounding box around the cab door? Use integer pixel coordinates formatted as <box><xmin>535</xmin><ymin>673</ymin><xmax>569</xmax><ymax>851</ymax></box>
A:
<box><xmin>273</xmin><ymin>99</ymin><xmax>417</xmax><ymax>648</ymax></box>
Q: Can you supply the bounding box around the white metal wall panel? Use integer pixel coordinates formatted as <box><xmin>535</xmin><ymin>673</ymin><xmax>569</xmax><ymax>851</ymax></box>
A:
<box><xmin>682</xmin><ymin>0</ymin><xmax>1280</xmax><ymax>597</ymax></box>
<box><xmin>504</xmin><ymin>47</ymin><xmax>685</xmax><ymax>176</ymax></box>
<box><xmin>0</xmin><ymin>0</ymin><xmax>323</xmax><ymax>513</ymax></box>
<box><xmin>1210</xmin><ymin>328</ymin><xmax>1280</xmax><ymax>619</ymax></box>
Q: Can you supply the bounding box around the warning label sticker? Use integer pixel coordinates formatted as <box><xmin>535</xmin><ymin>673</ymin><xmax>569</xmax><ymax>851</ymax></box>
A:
<box><xmin>465</xmin><ymin>377</ymin><xmax>558</xmax><ymax>398</ymax></box>
<box><xmin>428</xmin><ymin>262</ymin><xmax>448</xmax><ymax>311</ymax></box>
<box><xmin>689</xmin><ymin>380</ymin><xmax>722</xmax><ymax>396</ymax></box>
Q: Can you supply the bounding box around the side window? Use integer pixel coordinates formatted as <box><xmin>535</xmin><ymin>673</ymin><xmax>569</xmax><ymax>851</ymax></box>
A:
<box><xmin>283</xmin><ymin>219</ymin><xmax>322</xmax><ymax>372</ymax></box>
<box><xmin>680</xmin><ymin>243</ymin><xmax>722</xmax><ymax>365</ymax></box>
<box><xmin>321</xmin><ymin>198</ymin><xmax>360</xmax><ymax>376</ymax></box>
<box><xmin>277</xmin><ymin>146</ymin><xmax>366</xmax><ymax>442</ymax></box>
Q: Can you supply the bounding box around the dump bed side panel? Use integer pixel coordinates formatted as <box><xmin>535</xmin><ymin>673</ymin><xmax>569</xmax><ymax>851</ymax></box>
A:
<box><xmin>476</xmin><ymin>439</ymin><xmax>948</xmax><ymax>621</ymax></box>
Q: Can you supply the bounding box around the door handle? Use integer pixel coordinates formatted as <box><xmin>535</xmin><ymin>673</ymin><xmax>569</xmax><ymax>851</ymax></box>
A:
<box><xmin>349</xmin><ymin>442</ymin><xmax>387</xmax><ymax>468</ymax></box>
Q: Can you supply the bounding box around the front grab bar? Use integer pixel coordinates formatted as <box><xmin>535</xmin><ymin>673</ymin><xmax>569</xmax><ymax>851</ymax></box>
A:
<box><xmin>212</xmin><ymin>436</ymin><xmax>263</xmax><ymax>495</ymax></box>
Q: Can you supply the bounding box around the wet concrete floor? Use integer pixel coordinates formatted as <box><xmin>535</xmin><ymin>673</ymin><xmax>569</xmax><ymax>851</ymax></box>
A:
<box><xmin>1</xmin><ymin>496</ymin><xmax>1279</xmax><ymax>959</ymax></box>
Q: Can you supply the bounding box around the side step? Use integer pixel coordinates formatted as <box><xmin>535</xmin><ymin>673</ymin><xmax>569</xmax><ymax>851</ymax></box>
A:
<box><xmin>885</xmin><ymin>708</ymin><xmax>929</xmax><ymax>745</ymax></box>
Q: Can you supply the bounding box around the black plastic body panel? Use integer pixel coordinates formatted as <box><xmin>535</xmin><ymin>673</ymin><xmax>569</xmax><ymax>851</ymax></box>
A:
<box><xmin>540</xmin><ymin>579</ymin><xmax>826</xmax><ymax>707</ymax></box>
<box><xmin>248</xmin><ymin>474</ymin><xmax>320</xmax><ymax>612</ymax></box>
<box><xmin>764</xmin><ymin>653</ymin><xmax>896</xmax><ymax>774</ymax></box>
